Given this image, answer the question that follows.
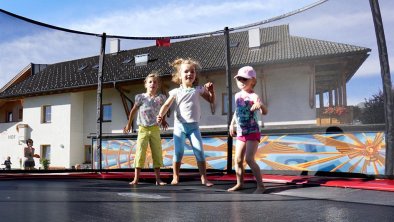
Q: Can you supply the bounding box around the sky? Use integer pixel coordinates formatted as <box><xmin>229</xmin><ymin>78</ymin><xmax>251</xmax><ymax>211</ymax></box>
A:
<box><xmin>0</xmin><ymin>0</ymin><xmax>393</xmax><ymax>106</ymax></box>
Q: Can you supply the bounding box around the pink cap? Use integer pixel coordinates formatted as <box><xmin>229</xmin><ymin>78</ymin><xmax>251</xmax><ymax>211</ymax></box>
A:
<box><xmin>234</xmin><ymin>66</ymin><xmax>256</xmax><ymax>79</ymax></box>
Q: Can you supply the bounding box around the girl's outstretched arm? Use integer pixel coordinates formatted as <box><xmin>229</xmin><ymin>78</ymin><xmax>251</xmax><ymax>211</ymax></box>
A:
<box><xmin>202</xmin><ymin>82</ymin><xmax>215</xmax><ymax>103</ymax></box>
<box><xmin>123</xmin><ymin>104</ymin><xmax>139</xmax><ymax>133</ymax></box>
<box><xmin>157</xmin><ymin>96</ymin><xmax>175</xmax><ymax>124</ymax></box>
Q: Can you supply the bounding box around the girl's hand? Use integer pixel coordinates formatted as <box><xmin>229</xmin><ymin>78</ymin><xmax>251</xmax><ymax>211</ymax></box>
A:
<box><xmin>123</xmin><ymin>124</ymin><xmax>132</xmax><ymax>133</ymax></box>
<box><xmin>161</xmin><ymin>119</ymin><xmax>169</xmax><ymax>131</ymax></box>
<box><xmin>157</xmin><ymin>115</ymin><xmax>163</xmax><ymax>124</ymax></box>
<box><xmin>229</xmin><ymin>125</ymin><xmax>236</xmax><ymax>137</ymax></box>
<box><xmin>203</xmin><ymin>82</ymin><xmax>215</xmax><ymax>104</ymax></box>
<box><xmin>251</xmin><ymin>101</ymin><xmax>262</xmax><ymax>111</ymax></box>
<box><xmin>204</xmin><ymin>82</ymin><xmax>214</xmax><ymax>93</ymax></box>
<box><xmin>251</xmin><ymin>101</ymin><xmax>268</xmax><ymax>115</ymax></box>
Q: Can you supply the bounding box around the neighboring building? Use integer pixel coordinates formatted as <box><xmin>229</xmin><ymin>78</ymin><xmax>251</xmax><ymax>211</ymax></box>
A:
<box><xmin>0</xmin><ymin>25</ymin><xmax>370</xmax><ymax>169</ymax></box>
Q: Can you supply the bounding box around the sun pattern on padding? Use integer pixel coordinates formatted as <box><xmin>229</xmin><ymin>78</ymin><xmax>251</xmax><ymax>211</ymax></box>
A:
<box><xmin>93</xmin><ymin>131</ymin><xmax>385</xmax><ymax>175</ymax></box>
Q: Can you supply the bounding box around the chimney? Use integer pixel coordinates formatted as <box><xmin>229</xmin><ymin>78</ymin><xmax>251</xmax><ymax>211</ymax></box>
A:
<box><xmin>248</xmin><ymin>28</ymin><xmax>261</xmax><ymax>48</ymax></box>
<box><xmin>110</xmin><ymin>39</ymin><xmax>120</xmax><ymax>53</ymax></box>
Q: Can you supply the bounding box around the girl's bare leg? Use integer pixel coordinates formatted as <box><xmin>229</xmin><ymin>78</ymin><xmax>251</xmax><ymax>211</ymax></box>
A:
<box><xmin>245</xmin><ymin>140</ymin><xmax>265</xmax><ymax>194</ymax></box>
<box><xmin>130</xmin><ymin>168</ymin><xmax>141</xmax><ymax>185</ymax></box>
<box><xmin>154</xmin><ymin>167</ymin><xmax>166</xmax><ymax>185</ymax></box>
<box><xmin>197</xmin><ymin>161</ymin><xmax>214</xmax><ymax>187</ymax></box>
<box><xmin>228</xmin><ymin>140</ymin><xmax>246</xmax><ymax>192</ymax></box>
<box><xmin>171</xmin><ymin>162</ymin><xmax>181</xmax><ymax>185</ymax></box>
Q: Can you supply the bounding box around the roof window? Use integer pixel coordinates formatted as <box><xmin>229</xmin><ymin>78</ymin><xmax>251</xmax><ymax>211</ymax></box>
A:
<box><xmin>122</xmin><ymin>58</ymin><xmax>133</xmax><ymax>64</ymax></box>
<box><xmin>78</xmin><ymin>64</ymin><xmax>88</xmax><ymax>71</ymax></box>
<box><xmin>230</xmin><ymin>42</ymin><xmax>239</xmax><ymax>48</ymax></box>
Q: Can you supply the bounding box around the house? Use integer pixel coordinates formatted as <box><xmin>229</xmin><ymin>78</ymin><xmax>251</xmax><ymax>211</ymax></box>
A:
<box><xmin>0</xmin><ymin>24</ymin><xmax>370</xmax><ymax>169</ymax></box>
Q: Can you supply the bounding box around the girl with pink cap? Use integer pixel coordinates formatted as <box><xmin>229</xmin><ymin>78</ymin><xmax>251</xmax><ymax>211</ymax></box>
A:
<box><xmin>228</xmin><ymin>66</ymin><xmax>268</xmax><ymax>194</ymax></box>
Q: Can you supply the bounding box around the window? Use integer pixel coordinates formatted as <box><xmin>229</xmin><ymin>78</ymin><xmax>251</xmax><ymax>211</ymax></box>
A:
<box><xmin>42</xmin><ymin>105</ymin><xmax>51</xmax><ymax>123</ymax></box>
<box><xmin>230</xmin><ymin>41</ymin><xmax>239</xmax><ymax>48</ymax></box>
<box><xmin>6</xmin><ymin>112</ymin><xmax>13</xmax><ymax>122</ymax></box>
<box><xmin>222</xmin><ymin>93</ymin><xmax>235</xmax><ymax>115</ymax></box>
<box><xmin>122</xmin><ymin>58</ymin><xmax>133</xmax><ymax>64</ymax></box>
<box><xmin>84</xmin><ymin>145</ymin><xmax>92</xmax><ymax>164</ymax></box>
<box><xmin>41</xmin><ymin>145</ymin><xmax>51</xmax><ymax>161</ymax></box>
<box><xmin>102</xmin><ymin>104</ymin><xmax>112</xmax><ymax>122</ymax></box>
<box><xmin>77</xmin><ymin>64</ymin><xmax>88</xmax><ymax>71</ymax></box>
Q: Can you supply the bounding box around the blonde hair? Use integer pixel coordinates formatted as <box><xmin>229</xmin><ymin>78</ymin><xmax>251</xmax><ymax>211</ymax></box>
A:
<box><xmin>144</xmin><ymin>71</ymin><xmax>161</xmax><ymax>85</ymax></box>
<box><xmin>170</xmin><ymin>58</ymin><xmax>201</xmax><ymax>86</ymax></box>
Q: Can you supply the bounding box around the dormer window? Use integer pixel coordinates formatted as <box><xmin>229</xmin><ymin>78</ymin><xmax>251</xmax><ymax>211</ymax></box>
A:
<box><xmin>134</xmin><ymin>54</ymin><xmax>149</xmax><ymax>66</ymax></box>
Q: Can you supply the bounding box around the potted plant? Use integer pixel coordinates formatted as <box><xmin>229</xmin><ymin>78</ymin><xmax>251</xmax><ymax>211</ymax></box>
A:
<box><xmin>40</xmin><ymin>158</ymin><xmax>50</xmax><ymax>170</ymax></box>
<box><xmin>322</xmin><ymin>106</ymin><xmax>348</xmax><ymax>124</ymax></box>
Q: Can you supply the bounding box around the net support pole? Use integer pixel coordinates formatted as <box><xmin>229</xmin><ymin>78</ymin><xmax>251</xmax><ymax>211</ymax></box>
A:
<box><xmin>96</xmin><ymin>33</ymin><xmax>106</xmax><ymax>173</ymax></box>
<box><xmin>224</xmin><ymin>27</ymin><xmax>233</xmax><ymax>174</ymax></box>
<box><xmin>369</xmin><ymin>0</ymin><xmax>394</xmax><ymax>177</ymax></box>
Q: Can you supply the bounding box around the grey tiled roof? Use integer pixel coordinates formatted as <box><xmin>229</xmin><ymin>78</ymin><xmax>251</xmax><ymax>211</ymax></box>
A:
<box><xmin>0</xmin><ymin>24</ymin><xmax>370</xmax><ymax>98</ymax></box>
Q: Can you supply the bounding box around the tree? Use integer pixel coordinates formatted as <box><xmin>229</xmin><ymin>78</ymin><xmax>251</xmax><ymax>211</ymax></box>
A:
<box><xmin>360</xmin><ymin>90</ymin><xmax>385</xmax><ymax>124</ymax></box>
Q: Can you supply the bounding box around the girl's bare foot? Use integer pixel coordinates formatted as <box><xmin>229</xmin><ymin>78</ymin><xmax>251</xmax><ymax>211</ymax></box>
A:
<box><xmin>227</xmin><ymin>184</ymin><xmax>243</xmax><ymax>192</ymax></box>
<box><xmin>202</xmin><ymin>179</ymin><xmax>214</xmax><ymax>187</ymax></box>
<box><xmin>171</xmin><ymin>178</ymin><xmax>179</xmax><ymax>185</ymax></box>
<box><xmin>156</xmin><ymin>180</ymin><xmax>167</xmax><ymax>186</ymax></box>
<box><xmin>205</xmin><ymin>181</ymin><xmax>214</xmax><ymax>187</ymax></box>
<box><xmin>129</xmin><ymin>180</ymin><xmax>138</xmax><ymax>185</ymax></box>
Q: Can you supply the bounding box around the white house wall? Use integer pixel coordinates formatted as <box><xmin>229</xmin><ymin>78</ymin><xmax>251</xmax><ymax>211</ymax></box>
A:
<box><xmin>83</xmin><ymin>88</ymin><xmax>129</xmax><ymax>145</ymax></box>
<box><xmin>69</xmin><ymin>92</ymin><xmax>84</xmax><ymax>167</ymax></box>
<box><xmin>23</xmin><ymin>94</ymin><xmax>72</xmax><ymax>168</ymax></box>
<box><xmin>263</xmin><ymin>66</ymin><xmax>316</xmax><ymax>125</ymax></box>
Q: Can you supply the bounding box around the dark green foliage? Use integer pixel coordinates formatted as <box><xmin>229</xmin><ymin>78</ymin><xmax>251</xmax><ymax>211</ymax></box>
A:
<box><xmin>360</xmin><ymin>91</ymin><xmax>385</xmax><ymax>124</ymax></box>
<box><xmin>40</xmin><ymin>158</ymin><xmax>50</xmax><ymax>170</ymax></box>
